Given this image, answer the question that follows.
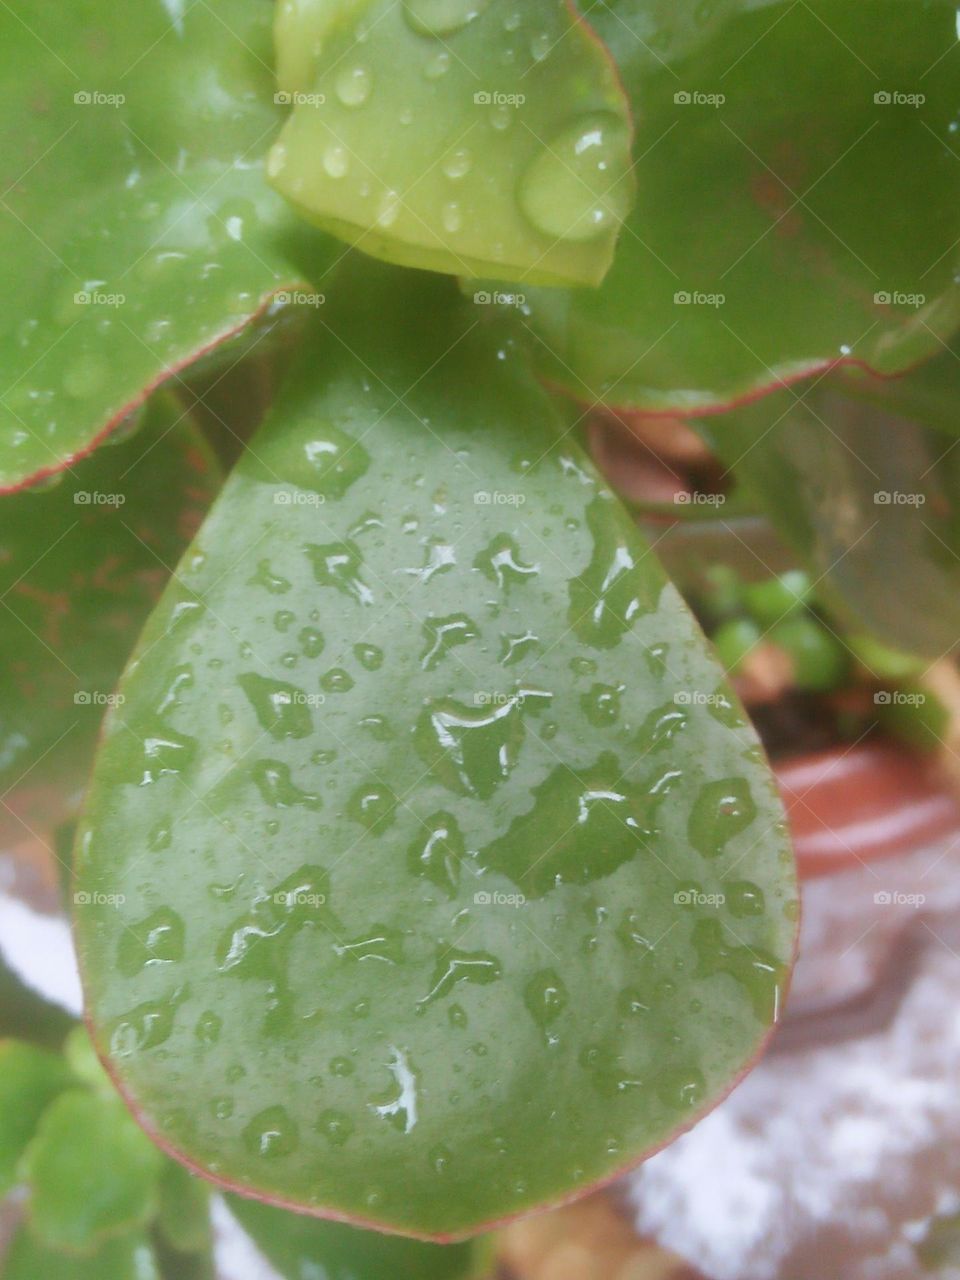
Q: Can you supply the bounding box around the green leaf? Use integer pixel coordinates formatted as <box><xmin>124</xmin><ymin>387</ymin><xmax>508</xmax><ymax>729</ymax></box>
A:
<box><xmin>501</xmin><ymin>0</ymin><xmax>960</xmax><ymax>411</ymax></box>
<box><xmin>3</xmin><ymin>1226</ymin><xmax>160</xmax><ymax>1280</ymax></box>
<box><xmin>269</xmin><ymin>0</ymin><xmax>633</xmax><ymax>285</ymax></box>
<box><xmin>74</xmin><ymin>261</ymin><xmax>797</xmax><ymax>1238</ymax></box>
<box><xmin>0</xmin><ymin>394</ymin><xmax>220</xmax><ymax>801</ymax></box>
<box><xmin>155</xmin><ymin>1162</ymin><xmax>211</xmax><ymax>1257</ymax></box>
<box><xmin>698</xmin><ymin>378</ymin><xmax>960</xmax><ymax>658</ymax></box>
<box><xmin>0</xmin><ymin>0</ymin><xmax>335</xmax><ymax>492</ymax></box>
<box><xmin>21</xmin><ymin>1090</ymin><xmax>163</xmax><ymax>1253</ymax></box>
<box><xmin>64</xmin><ymin>1026</ymin><xmax>115</xmax><ymax>1096</ymax></box>
<box><xmin>229</xmin><ymin>1194</ymin><xmax>492</xmax><ymax>1279</ymax></box>
<box><xmin>0</xmin><ymin>1041</ymin><xmax>73</xmax><ymax>1196</ymax></box>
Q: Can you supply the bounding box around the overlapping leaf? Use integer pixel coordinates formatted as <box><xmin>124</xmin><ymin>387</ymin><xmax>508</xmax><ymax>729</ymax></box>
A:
<box><xmin>74</xmin><ymin>261</ymin><xmax>797</xmax><ymax>1238</ymax></box>
<box><xmin>0</xmin><ymin>0</ymin><xmax>336</xmax><ymax>491</ymax></box>
<box><xmin>498</xmin><ymin>0</ymin><xmax>960</xmax><ymax>412</ymax></box>
<box><xmin>269</xmin><ymin>0</ymin><xmax>634</xmax><ymax>285</ymax></box>
<box><xmin>0</xmin><ymin>395</ymin><xmax>220</xmax><ymax>804</ymax></box>
<box><xmin>698</xmin><ymin>375</ymin><xmax>960</xmax><ymax>658</ymax></box>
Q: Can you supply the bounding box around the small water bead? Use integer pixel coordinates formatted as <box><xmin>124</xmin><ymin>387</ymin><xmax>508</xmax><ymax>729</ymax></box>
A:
<box><xmin>317</xmin><ymin>1109</ymin><xmax>354</xmax><ymax>1146</ymax></box>
<box><xmin>442</xmin><ymin>148</ymin><xmax>473</xmax><ymax>180</ymax></box>
<box><xmin>725</xmin><ymin>880</ymin><xmax>765</xmax><ymax>917</ymax></box>
<box><xmin>195</xmin><ymin>1011</ymin><xmax>222</xmax><ymax>1045</ymax></box>
<box><xmin>529</xmin><ymin>30</ymin><xmax>552</xmax><ymax>60</ymax></box>
<box><xmin>441</xmin><ymin>201</ymin><xmax>463</xmax><ymax>233</ymax></box>
<box><xmin>424</xmin><ymin>50</ymin><xmax>451</xmax><ymax>79</ymax></box>
<box><xmin>320</xmin><ymin>667</ymin><xmax>354</xmax><ymax>693</ymax></box>
<box><xmin>354</xmin><ymin>642</ymin><xmax>383</xmax><ymax>670</ymax></box>
<box><xmin>63</xmin><ymin>355</ymin><xmax>108</xmax><ymax>399</ymax></box>
<box><xmin>376</xmin><ymin>189</ymin><xmax>401</xmax><ymax>228</ymax></box>
<box><xmin>489</xmin><ymin>104</ymin><xmax>512</xmax><ymax>132</ymax></box>
<box><xmin>244</xmin><ymin>1106</ymin><xmax>299</xmax><ymax>1158</ymax></box>
<box><xmin>212</xmin><ymin>1097</ymin><xmax>234</xmax><ymax>1120</ymax></box>
<box><xmin>335</xmin><ymin>66</ymin><xmax>371</xmax><ymax>108</ymax></box>
<box><xmin>322</xmin><ymin>145</ymin><xmax>349</xmax><ymax>179</ymax></box>
<box><xmin>403</xmin><ymin>0</ymin><xmax>490</xmax><ymax>37</ymax></box>
<box><xmin>267</xmin><ymin>144</ymin><xmax>287</xmax><ymax>179</ymax></box>
<box><xmin>519</xmin><ymin>113</ymin><xmax>632</xmax><ymax>243</ymax></box>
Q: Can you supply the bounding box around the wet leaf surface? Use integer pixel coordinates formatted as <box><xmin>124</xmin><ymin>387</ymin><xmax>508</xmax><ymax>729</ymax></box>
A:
<box><xmin>505</xmin><ymin>0</ymin><xmax>960</xmax><ymax>412</ymax></box>
<box><xmin>0</xmin><ymin>0</ymin><xmax>335</xmax><ymax>491</ymax></box>
<box><xmin>75</xmin><ymin>261</ymin><xmax>796</xmax><ymax>1238</ymax></box>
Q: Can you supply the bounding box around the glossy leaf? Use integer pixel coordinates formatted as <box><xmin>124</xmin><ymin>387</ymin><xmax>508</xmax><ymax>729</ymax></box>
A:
<box><xmin>269</xmin><ymin>0</ymin><xmax>633</xmax><ymax>285</ymax></box>
<box><xmin>3</xmin><ymin>1226</ymin><xmax>160</xmax><ymax>1280</ymax></box>
<box><xmin>503</xmin><ymin>0</ymin><xmax>960</xmax><ymax>412</ymax></box>
<box><xmin>22</xmin><ymin>1090</ymin><xmax>163</xmax><ymax>1253</ymax></box>
<box><xmin>0</xmin><ymin>1042</ymin><xmax>73</xmax><ymax>1196</ymax></box>
<box><xmin>0</xmin><ymin>0</ymin><xmax>335</xmax><ymax>492</ymax></box>
<box><xmin>229</xmin><ymin>1195</ymin><xmax>492</xmax><ymax>1279</ymax></box>
<box><xmin>0</xmin><ymin>394</ymin><xmax>220</xmax><ymax>800</ymax></box>
<box><xmin>75</xmin><ymin>262</ymin><xmax>797</xmax><ymax>1238</ymax></box>
<box><xmin>698</xmin><ymin>379</ymin><xmax>960</xmax><ymax>658</ymax></box>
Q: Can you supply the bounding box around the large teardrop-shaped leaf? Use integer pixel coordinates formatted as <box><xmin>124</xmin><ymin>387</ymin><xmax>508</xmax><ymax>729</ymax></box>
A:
<box><xmin>0</xmin><ymin>395</ymin><xmax>220</xmax><ymax>805</ymax></box>
<box><xmin>74</xmin><ymin>262</ymin><xmax>797</xmax><ymax>1239</ymax></box>
<box><xmin>697</xmin><ymin>376</ymin><xmax>960</xmax><ymax>658</ymax></box>
<box><xmin>499</xmin><ymin>0</ymin><xmax>960</xmax><ymax>412</ymax></box>
<box><xmin>228</xmin><ymin>1195</ymin><xmax>492</xmax><ymax>1279</ymax></box>
<box><xmin>0</xmin><ymin>0</ymin><xmax>335</xmax><ymax>492</ymax></box>
<box><xmin>269</xmin><ymin>0</ymin><xmax>633</xmax><ymax>285</ymax></box>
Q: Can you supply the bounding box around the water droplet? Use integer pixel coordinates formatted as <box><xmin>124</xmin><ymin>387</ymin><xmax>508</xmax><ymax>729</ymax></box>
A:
<box><xmin>347</xmin><ymin>781</ymin><xmax>398</xmax><ymax>831</ymax></box>
<box><xmin>725</xmin><ymin>879</ymin><xmax>765</xmax><ymax>917</ymax></box>
<box><xmin>441</xmin><ymin>200</ymin><xmax>462</xmax><ymax>233</ymax></box>
<box><xmin>407</xmin><ymin>811</ymin><xmax>465</xmax><ymax>895</ymax></box>
<box><xmin>321</xmin><ymin>666</ymin><xmax>354</xmax><ymax>694</ymax></box>
<box><xmin>323</xmin><ymin>144</ymin><xmax>349</xmax><ymax>178</ymax></box>
<box><xmin>415</xmin><ymin>690</ymin><xmax>548</xmax><ymax>798</ymax></box>
<box><xmin>335</xmin><ymin>65</ymin><xmax>371</xmax><ymax>107</ymax></box>
<box><xmin>195</xmin><ymin>1011</ymin><xmax>222</xmax><ymax>1045</ymax></box>
<box><xmin>252</xmin><ymin>758</ymin><xmax>322</xmax><ymax>810</ymax></box>
<box><xmin>418</xmin><ymin>946</ymin><xmax>501</xmax><ymax>1006</ymax></box>
<box><xmin>688</xmin><ymin>778</ymin><xmax>757</xmax><ymax>857</ymax></box>
<box><xmin>581</xmin><ymin>682</ymin><xmax>623</xmax><ymax>727</ymax></box>
<box><xmin>473</xmin><ymin>534</ymin><xmax>539</xmax><ymax>592</ymax></box>
<box><xmin>424</xmin><ymin>49</ymin><xmax>451</xmax><ymax>78</ymax></box>
<box><xmin>420</xmin><ymin>613</ymin><xmax>479</xmax><ymax>670</ymax></box>
<box><xmin>244</xmin><ymin>1105</ymin><xmax>299</xmax><ymax>1158</ymax></box>
<box><xmin>524</xmin><ymin>968</ymin><xmax>568</xmax><ymax>1032</ymax></box>
<box><xmin>569</xmin><ymin>496</ymin><xmax>659</xmax><ymax>648</ymax></box>
<box><xmin>370</xmin><ymin>1046</ymin><xmax>419</xmax><ymax>1133</ymax></box>
<box><xmin>317</xmin><ymin>1108</ymin><xmax>354</xmax><ymax>1146</ymax></box>
<box><xmin>354</xmin><ymin>642</ymin><xmax>383</xmax><ymax>670</ymax></box>
<box><xmin>481</xmin><ymin>753</ymin><xmax>673</xmax><ymax>895</ymax></box>
<box><xmin>403</xmin><ymin>0</ymin><xmax>489</xmax><ymax>37</ymax></box>
<box><xmin>117</xmin><ymin>908</ymin><xmax>184</xmax><ymax>975</ymax></box>
<box><xmin>238</xmin><ymin>673</ymin><xmax>313</xmax><ymax>739</ymax></box>
<box><xmin>519</xmin><ymin>113</ymin><xmax>632</xmax><ymax>242</ymax></box>
<box><xmin>307</xmin><ymin>541</ymin><xmax>374</xmax><ymax>605</ymax></box>
<box><xmin>442</xmin><ymin>148</ymin><xmax>473</xmax><ymax>180</ymax></box>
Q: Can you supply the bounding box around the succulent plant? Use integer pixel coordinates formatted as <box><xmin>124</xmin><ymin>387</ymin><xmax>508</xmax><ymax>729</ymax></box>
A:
<box><xmin>0</xmin><ymin>0</ymin><xmax>958</xmax><ymax>1276</ymax></box>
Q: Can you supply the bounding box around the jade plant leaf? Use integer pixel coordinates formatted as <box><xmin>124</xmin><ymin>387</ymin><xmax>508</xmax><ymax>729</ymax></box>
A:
<box><xmin>155</xmin><ymin>1162</ymin><xmax>211</xmax><ymax>1257</ymax></box>
<box><xmin>0</xmin><ymin>0</ymin><xmax>336</xmax><ymax>492</ymax></box>
<box><xmin>499</xmin><ymin>0</ymin><xmax>960</xmax><ymax>412</ymax></box>
<box><xmin>229</xmin><ymin>1195</ymin><xmax>492</xmax><ymax>1279</ymax></box>
<box><xmin>74</xmin><ymin>261</ymin><xmax>797</xmax><ymax>1238</ymax></box>
<box><xmin>269</xmin><ymin>0</ymin><xmax>633</xmax><ymax>285</ymax></box>
<box><xmin>0</xmin><ymin>394</ymin><xmax>220</xmax><ymax>802</ymax></box>
<box><xmin>21</xmin><ymin>1089</ymin><xmax>163</xmax><ymax>1253</ymax></box>
<box><xmin>0</xmin><ymin>1042</ymin><xmax>73</xmax><ymax>1196</ymax></box>
<box><xmin>3</xmin><ymin>1226</ymin><xmax>160</xmax><ymax>1280</ymax></box>
<box><xmin>698</xmin><ymin>378</ymin><xmax>960</xmax><ymax>658</ymax></box>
